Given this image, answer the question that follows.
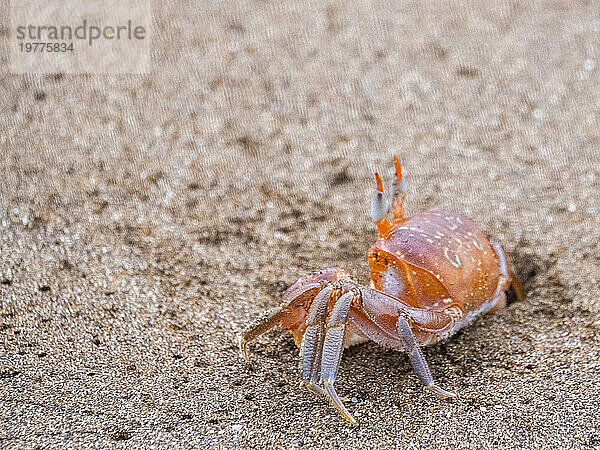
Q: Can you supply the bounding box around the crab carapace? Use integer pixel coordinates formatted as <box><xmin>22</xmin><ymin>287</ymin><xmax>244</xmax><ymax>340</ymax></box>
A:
<box><xmin>240</xmin><ymin>157</ymin><xmax>523</xmax><ymax>425</ymax></box>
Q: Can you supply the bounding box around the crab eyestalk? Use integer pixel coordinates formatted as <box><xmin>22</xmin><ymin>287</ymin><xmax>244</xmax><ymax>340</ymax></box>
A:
<box><xmin>370</xmin><ymin>172</ymin><xmax>392</xmax><ymax>236</ymax></box>
<box><xmin>391</xmin><ymin>156</ymin><xmax>407</xmax><ymax>224</ymax></box>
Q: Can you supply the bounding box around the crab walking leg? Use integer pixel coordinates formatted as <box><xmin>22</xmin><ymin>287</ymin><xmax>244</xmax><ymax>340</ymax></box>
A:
<box><xmin>319</xmin><ymin>291</ymin><xmax>357</xmax><ymax>425</ymax></box>
<box><xmin>300</xmin><ymin>286</ymin><xmax>335</xmax><ymax>396</ymax></box>
<box><xmin>509</xmin><ymin>270</ymin><xmax>525</xmax><ymax>303</ymax></box>
<box><xmin>239</xmin><ymin>307</ymin><xmax>286</xmax><ymax>363</ymax></box>
<box><xmin>491</xmin><ymin>240</ymin><xmax>525</xmax><ymax>303</ymax></box>
<box><xmin>240</xmin><ymin>281</ymin><xmax>323</xmax><ymax>363</ymax></box>
<box><xmin>396</xmin><ymin>314</ymin><xmax>457</xmax><ymax>399</ymax></box>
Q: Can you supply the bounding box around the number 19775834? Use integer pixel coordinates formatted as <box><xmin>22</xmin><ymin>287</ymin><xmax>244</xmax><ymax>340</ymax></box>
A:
<box><xmin>19</xmin><ymin>42</ymin><xmax>74</xmax><ymax>52</ymax></box>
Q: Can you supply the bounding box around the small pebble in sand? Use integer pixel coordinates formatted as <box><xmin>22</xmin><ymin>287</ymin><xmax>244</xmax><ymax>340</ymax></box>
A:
<box><xmin>584</xmin><ymin>59</ymin><xmax>595</xmax><ymax>71</ymax></box>
<box><xmin>232</xmin><ymin>424</ymin><xmax>243</xmax><ymax>432</ymax></box>
<box><xmin>532</xmin><ymin>108</ymin><xmax>545</xmax><ymax>120</ymax></box>
<box><xmin>568</xmin><ymin>204</ymin><xmax>576</xmax><ymax>212</ymax></box>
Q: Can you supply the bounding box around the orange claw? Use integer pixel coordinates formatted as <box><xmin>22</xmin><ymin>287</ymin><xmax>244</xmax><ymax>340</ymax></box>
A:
<box><xmin>392</xmin><ymin>156</ymin><xmax>406</xmax><ymax>225</ymax></box>
<box><xmin>375</xmin><ymin>172</ymin><xmax>384</xmax><ymax>192</ymax></box>
<box><xmin>394</xmin><ymin>156</ymin><xmax>402</xmax><ymax>182</ymax></box>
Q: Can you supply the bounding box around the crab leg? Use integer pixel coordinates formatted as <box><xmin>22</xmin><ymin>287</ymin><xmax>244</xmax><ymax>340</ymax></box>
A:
<box><xmin>396</xmin><ymin>314</ymin><xmax>457</xmax><ymax>398</ymax></box>
<box><xmin>240</xmin><ymin>281</ymin><xmax>323</xmax><ymax>363</ymax></box>
<box><xmin>319</xmin><ymin>291</ymin><xmax>357</xmax><ymax>425</ymax></box>
<box><xmin>300</xmin><ymin>285</ymin><xmax>334</xmax><ymax>396</ymax></box>
<box><xmin>239</xmin><ymin>307</ymin><xmax>286</xmax><ymax>363</ymax></box>
<box><xmin>491</xmin><ymin>240</ymin><xmax>525</xmax><ymax>303</ymax></box>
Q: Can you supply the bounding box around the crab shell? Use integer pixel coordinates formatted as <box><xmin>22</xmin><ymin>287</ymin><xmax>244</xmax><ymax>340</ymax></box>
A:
<box><xmin>240</xmin><ymin>157</ymin><xmax>521</xmax><ymax>425</ymax></box>
<box><xmin>361</xmin><ymin>207</ymin><xmax>504</xmax><ymax>346</ymax></box>
<box><xmin>370</xmin><ymin>207</ymin><xmax>500</xmax><ymax>306</ymax></box>
<box><xmin>278</xmin><ymin>207</ymin><xmax>507</xmax><ymax>351</ymax></box>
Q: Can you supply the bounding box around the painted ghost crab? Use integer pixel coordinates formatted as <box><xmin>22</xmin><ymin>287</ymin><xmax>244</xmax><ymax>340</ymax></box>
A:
<box><xmin>240</xmin><ymin>157</ymin><xmax>523</xmax><ymax>425</ymax></box>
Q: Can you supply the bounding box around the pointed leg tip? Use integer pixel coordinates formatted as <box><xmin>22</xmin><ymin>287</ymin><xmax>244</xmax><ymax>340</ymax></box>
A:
<box><xmin>324</xmin><ymin>382</ymin><xmax>357</xmax><ymax>426</ymax></box>
<box><xmin>425</xmin><ymin>384</ymin><xmax>457</xmax><ymax>399</ymax></box>
<box><xmin>239</xmin><ymin>333</ymin><xmax>251</xmax><ymax>363</ymax></box>
<box><xmin>341</xmin><ymin>410</ymin><xmax>358</xmax><ymax>426</ymax></box>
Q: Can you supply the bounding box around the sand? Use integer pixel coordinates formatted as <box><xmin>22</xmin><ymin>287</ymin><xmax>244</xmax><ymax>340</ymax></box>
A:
<box><xmin>1</xmin><ymin>1</ymin><xmax>600</xmax><ymax>448</ymax></box>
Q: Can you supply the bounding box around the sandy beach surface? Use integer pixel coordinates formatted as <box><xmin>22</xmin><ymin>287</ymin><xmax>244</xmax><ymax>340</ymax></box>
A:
<box><xmin>1</xmin><ymin>1</ymin><xmax>600</xmax><ymax>448</ymax></box>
